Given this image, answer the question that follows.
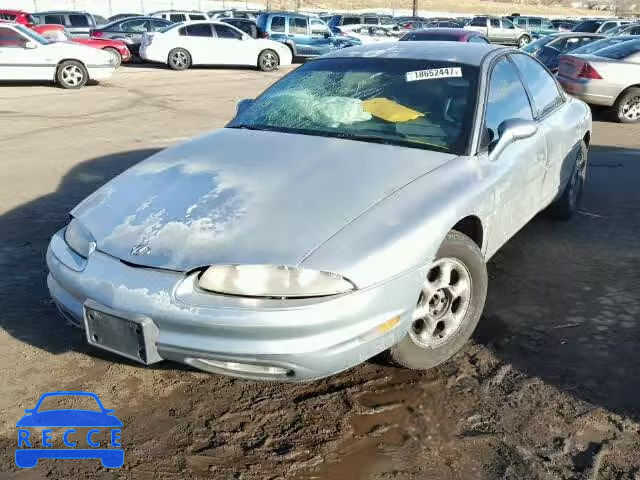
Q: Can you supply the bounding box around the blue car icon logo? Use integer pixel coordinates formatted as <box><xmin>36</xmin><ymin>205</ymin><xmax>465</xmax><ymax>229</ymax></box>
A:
<box><xmin>15</xmin><ymin>391</ymin><xmax>123</xmax><ymax>469</ymax></box>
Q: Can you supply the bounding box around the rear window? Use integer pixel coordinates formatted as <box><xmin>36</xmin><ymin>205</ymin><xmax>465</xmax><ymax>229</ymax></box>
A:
<box><xmin>44</xmin><ymin>14</ymin><xmax>65</xmax><ymax>25</ymax></box>
<box><xmin>289</xmin><ymin>17</ymin><xmax>307</xmax><ymax>34</ymax></box>
<box><xmin>402</xmin><ymin>33</ymin><xmax>459</xmax><ymax>41</ymax></box>
<box><xmin>189</xmin><ymin>14</ymin><xmax>207</xmax><ymax>21</ymax></box>
<box><xmin>595</xmin><ymin>39</ymin><xmax>640</xmax><ymax>59</ymax></box>
<box><xmin>341</xmin><ymin>16</ymin><xmax>361</xmax><ymax>26</ymax></box>
<box><xmin>170</xmin><ymin>14</ymin><xmax>186</xmax><ymax>22</ymax></box>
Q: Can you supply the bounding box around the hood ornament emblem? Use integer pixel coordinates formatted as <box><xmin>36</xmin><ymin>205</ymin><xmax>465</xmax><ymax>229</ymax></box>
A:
<box><xmin>130</xmin><ymin>243</ymin><xmax>151</xmax><ymax>256</ymax></box>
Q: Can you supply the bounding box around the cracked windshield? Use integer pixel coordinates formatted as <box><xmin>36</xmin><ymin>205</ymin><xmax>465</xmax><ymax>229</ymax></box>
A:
<box><xmin>229</xmin><ymin>58</ymin><xmax>478</xmax><ymax>154</ymax></box>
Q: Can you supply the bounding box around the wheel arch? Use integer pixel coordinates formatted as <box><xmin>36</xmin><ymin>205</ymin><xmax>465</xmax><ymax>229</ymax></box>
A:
<box><xmin>450</xmin><ymin>215</ymin><xmax>484</xmax><ymax>251</ymax></box>
<box><xmin>613</xmin><ymin>84</ymin><xmax>640</xmax><ymax>106</ymax></box>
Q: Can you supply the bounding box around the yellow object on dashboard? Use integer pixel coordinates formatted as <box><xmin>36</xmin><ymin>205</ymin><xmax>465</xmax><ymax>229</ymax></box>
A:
<box><xmin>362</xmin><ymin>98</ymin><xmax>425</xmax><ymax>123</ymax></box>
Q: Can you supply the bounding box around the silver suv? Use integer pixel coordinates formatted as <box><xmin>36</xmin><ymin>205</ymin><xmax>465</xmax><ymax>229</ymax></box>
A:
<box><xmin>31</xmin><ymin>11</ymin><xmax>108</xmax><ymax>37</ymax></box>
<box><xmin>465</xmin><ymin>15</ymin><xmax>531</xmax><ymax>47</ymax></box>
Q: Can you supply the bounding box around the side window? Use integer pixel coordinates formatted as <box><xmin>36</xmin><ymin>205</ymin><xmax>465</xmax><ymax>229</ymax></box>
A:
<box><xmin>189</xmin><ymin>15</ymin><xmax>207</xmax><ymax>21</ymax></box>
<box><xmin>184</xmin><ymin>24</ymin><xmax>213</xmax><ymax>37</ymax></box>
<box><xmin>44</xmin><ymin>15</ymin><xmax>65</xmax><ymax>25</ymax></box>
<box><xmin>471</xmin><ymin>17</ymin><xmax>486</xmax><ymax>27</ymax></box>
<box><xmin>150</xmin><ymin>20</ymin><xmax>170</xmax><ymax>31</ymax></box>
<box><xmin>289</xmin><ymin>17</ymin><xmax>308</xmax><ymax>35</ymax></box>
<box><xmin>501</xmin><ymin>19</ymin><xmax>515</xmax><ymax>29</ymax></box>
<box><xmin>513</xmin><ymin>17</ymin><xmax>524</xmax><ymax>26</ymax></box>
<box><xmin>270</xmin><ymin>16</ymin><xmax>285</xmax><ymax>32</ymax></box>
<box><xmin>364</xmin><ymin>17</ymin><xmax>378</xmax><ymax>25</ymax></box>
<box><xmin>170</xmin><ymin>14</ymin><xmax>186</xmax><ymax>22</ymax></box>
<box><xmin>310</xmin><ymin>19</ymin><xmax>329</xmax><ymax>35</ymax></box>
<box><xmin>0</xmin><ymin>27</ymin><xmax>28</xmax><ymax>47</ymax></box>
<box><xmin>214</xmin><ymin>24</ymin><xmax>242</xmax><ymax>39</ymax></box>
<box><xmin>121</xmin><ymin>19</ymin><xmax>148</xmax><ymax>32</ymax></box>
<box><xmin>484</xmin><ymin>58</ymin><xmax>533</xmax><ymax>147</ymax></box>
<box><xmin>490</xmin><ymin>18</ymin><xmax>500</xmax><ymax>28</ymax></box>
<box><xmin>542</xmin><ymin>20</ymin><xmax>554</xmax><ymax>29</ymax></box>
<box><xmin>341</xmin><ymin>16</ymin><xmax>361</xmax><ymax>25</ymax></box>
<box><xmin>529</xmin><ymin>18</ymin><xmax>541</xmax><ymax>28</ymax></box>
<box><xmin>511</xmin><ymin>54</ymin><xmax>563</xmax><ymax>116</ymax></box>
<box><xmin>380</xmin><ymin>17</ymin><xmax>395</xmax><ymax>25</ymax></box>
<box><xmin>68</xmin><ymin>14</ymin><xmax>90</xmax><ymax>27</ymax></box>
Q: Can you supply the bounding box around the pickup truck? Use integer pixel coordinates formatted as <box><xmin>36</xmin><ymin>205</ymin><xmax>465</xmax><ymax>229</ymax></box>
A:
<box><xmin>465</xmin><ymin>16</ymin><xmax>532</xmax><ymax>47</ymax></box>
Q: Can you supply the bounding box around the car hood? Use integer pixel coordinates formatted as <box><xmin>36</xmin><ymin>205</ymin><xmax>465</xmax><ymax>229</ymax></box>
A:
<box><xmin>72</xmin><ymin>129</ymin><xmax>455</xmax><ymax>272</ymax></box>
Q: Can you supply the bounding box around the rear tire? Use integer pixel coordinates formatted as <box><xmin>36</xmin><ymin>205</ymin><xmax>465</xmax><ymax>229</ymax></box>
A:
<box><xmin>103</xmin><ymin>47</ymin><xmax>122</xmax><ymax>68</ymax></box>
<box><xmin>258</xmin><ymin>49</ymin><xmax>279</xmax><ymax>72</ymax></box>
<box><xmin>517</xmin><ymin>35</ymin><xmax>531</xmax><ymax>48</ymax></box>
<box><xmin>168</xmin><ymin>48</ymin><xmax>191</xmax><ymax>71</ymax></box>
<box><xmin>613</xmin><ymin>88</ymin><xmax>640</xmax><ymax>123</ymax></box>
<box><xmin>56</xmin><ymin>60</ymin><xmax>88</xmax><ymax>89</ymax></box>
<box><xmin>548</xmin><ymin>140</ymin><xmax>588</xmax><ymax>220</ymax></box>
<box><xmin>389</xmin><ymin>231</ymin><xmax>488</xmax><ymax>370</ymax></box>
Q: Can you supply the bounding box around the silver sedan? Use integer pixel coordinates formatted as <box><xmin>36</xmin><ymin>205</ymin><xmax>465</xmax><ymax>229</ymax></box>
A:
<box><xmin>47</xmin><ymin>42</ymin><xmax>592</xmax><ymax>381</ymax></box>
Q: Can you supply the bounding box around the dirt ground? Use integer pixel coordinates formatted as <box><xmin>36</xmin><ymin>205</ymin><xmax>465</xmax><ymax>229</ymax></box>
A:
<box><xmin>1</xmin><ymin>65</ymin><xmax>639</xmax><ymax>480</ymax></box>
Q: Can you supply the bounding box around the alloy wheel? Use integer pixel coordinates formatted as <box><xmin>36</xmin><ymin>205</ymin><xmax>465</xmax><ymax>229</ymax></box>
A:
<box><xmin>262</xmin><ymin>52</ymin><xmax>276</xmax><ymax>69</ymax></box>
<box><xmin>622</xmin><ymin>96</ymin><xmax>640</xmax><ymax>121</ymax></box>
<box><xmin>61</xmin><ymin>65</ymin><xmax>84</xmax><ymax>87</ymax></box>
<box><xmin>409</xmin><ymin>257</ymin><xmax>473</xmax><ymax>349</ymax></box>
<box><xmin>172</xmin><ymin>51</ymin><xmax>188</xmax><ymax>68</ymax></box>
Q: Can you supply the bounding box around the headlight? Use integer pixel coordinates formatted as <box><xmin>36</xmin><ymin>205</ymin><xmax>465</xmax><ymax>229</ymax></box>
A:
<box><xmin>198</xmin><ymin>265</ymin><xmax>355</xmax><ymax>298</ymax></box>
<box><xmin>64</xmin><ymin>219</ymin><xmax>95</xmax><ymax>258</ymax></box>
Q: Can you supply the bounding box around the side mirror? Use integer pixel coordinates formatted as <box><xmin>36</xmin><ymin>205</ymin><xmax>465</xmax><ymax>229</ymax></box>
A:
<box><xmin>236</xmin><ymin>98</ymin><xmax>254</xmax><ymax>114</ymax></box>
<box><xmin>323</xmin><ymin>31</ymin><xmax>332</xmax><ymax>38</ymax></box>
<box><xmin>25</xmin><ymin>40</ymin><xmax>38</xmax><ymax>49</ymax></box>
<box><xmin>488</xmin><ymin>118</ymin><xmax>537</xmax><ymax>161</ymax></box>
<box><xmin>241</xmin><ymin>34</ymin><xmax>250</xmax><ymax>41</ymax></box>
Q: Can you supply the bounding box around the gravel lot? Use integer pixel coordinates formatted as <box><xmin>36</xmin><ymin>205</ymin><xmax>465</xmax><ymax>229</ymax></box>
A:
<box><xmin>1</xmin><ymin>65</ymin><xmax>639</xmax><ymax>479</ymax></box>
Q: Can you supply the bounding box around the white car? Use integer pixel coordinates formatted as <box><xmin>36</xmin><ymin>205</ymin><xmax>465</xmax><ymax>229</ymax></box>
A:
<box><xmin>139</xmin><ymin>21</ymin><xmax>292</xmax><ymax>72</ymax></box>
<box><xmin>0</xmin><ymin>23</ymin><xmax>115</xmax><ymax>88</ymax></box>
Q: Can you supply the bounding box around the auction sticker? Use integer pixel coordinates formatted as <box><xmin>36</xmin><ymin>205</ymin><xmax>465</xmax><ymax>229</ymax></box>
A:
<box><xmin>406</xmin><ymin>67</ymin><xmax>462</xmax><ymax>82</ymax></box>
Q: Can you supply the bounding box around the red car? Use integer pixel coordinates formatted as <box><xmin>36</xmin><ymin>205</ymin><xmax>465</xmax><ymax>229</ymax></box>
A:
<box><xmin>0</xmin><ymin>9</ymin><xmax>36</xmax><ymax>28</ymax></box>
<box><xmin>33</xmin><ymin>24</ymin><xmax>131</xmax><ymax>67</ymax></box>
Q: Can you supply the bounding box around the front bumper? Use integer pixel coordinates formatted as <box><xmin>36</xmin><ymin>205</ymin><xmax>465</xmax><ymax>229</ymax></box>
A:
<box><xmin>47</xmin><ymin>229</ymin><xmax>422</xmax><ymax>381</ymax></box>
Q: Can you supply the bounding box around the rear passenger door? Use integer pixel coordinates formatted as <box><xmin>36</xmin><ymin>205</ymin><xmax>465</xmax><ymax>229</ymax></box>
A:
<box><xmin>287</xmin><ymin>16</ymin><xmax>311</xmax><ymax>56</ymax></box>
<box><xmin>178</xmin><ymin>23</ymin><xmax>215</xmax><ymax>64</ymax></box>
<box><xmin>510</xmin><ymin>53</ymin><xmax>576</xmax><ymax>203</ymax></box>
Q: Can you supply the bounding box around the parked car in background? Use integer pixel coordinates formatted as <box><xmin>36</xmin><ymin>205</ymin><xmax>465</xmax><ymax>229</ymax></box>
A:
<box><xmin>614</xmin><ymin>24</ymin><xmax>640</xmax><ymax>36</ymax></box>
<box><xmin>523</xmin><ymin>32</ymin><xmax>605</xmax><ymax>72</ymax></box>
<box><xmin>31</xmin><ymin>11</ymin><xmax>108</xmax><ymax>37</ymax></box>
<box><xmin>0</xmin><ymin>9</ymin><xmax>36</xmax><ymax>28</ymax></box>
<box><xmin>0</xmin><ymin>23</ymin><xmax>116</xmax><ymax>88</ymax></box>
<box><xmin>426</xmin><ymin>20</ymin><xmax>464</xmax><ymax>29</ymax></box>
<box><xmin>108</xmin><ymin>13</ymin><xmax>142</xmax><ymax>22</ymax></box>
<box><xmin>551</xmin><ymin>19</ymin><xmax>578</xmax><ymax>31</ymax></box>
<box><xmin>327</xmin><ymin>14</ymin><xmax>399</xmax><ymax>32</ymax></box>
<box><xmin>572</xmin><ymin>19</ymin><xmax>605</xmax><ymax>32</ymax></box>
<box><xmin>400</xmin><ymin>28</ymin><xmax>489</xmax><ymax>43</ymax></box>
<box><xmin>512</xmin><ymin>16</ymin><xmax>557</xmax><ymax>37</ymax></box>
<box><xmin>341</xmin><ymin>26</ymin><xmax>399</xmax><ymax>43</ymax></box>
<box><xmin>558</xmin><ymin>38</ymin><xmax>640</xmax><ymax>122</ymax></box>
<box><xmin>568</xmin><ymin>35</ymin><xmax>636</xmax><ymax>55</ymax></box>
<box><xmin>596</xmin><ymin>19</ymin><xmax>631</xmax><ymax>33</ymax></box>
<box><xmin>394</xmin><ymin>15</ymin><xmax>428</xmax><ymax>24</ymax></box>
<box><xmin>33</xmin><ymin>24</ymin><xmax>131</xmax><ymax>67</ymax></box>
<box><xmin>221</xmin><ymin>18</ymin><xmax>258</xmax><ymax>38</ymax></box>
<box><xmin>151</xmin><ymin>10</ymin><xmax>210</xmax><ymax>22</ymax></box>
<box><xmin>208</xmin><ymin>10</ymin><xmax>259</xmax><ymax>20</ymax></box>
<box><xmin>140</xmin><ymin>21</ymin><xmax>292</xmax><ymax>71</ymax></box>
<box><xmin>90</xmin><ymin>17</ymin><xmax>173</xmax><ymax>55</ymax></box>
<box><xmin>46</xmin><ymin>41</ymin><xmax>592</xmax><ymax>381</ymax></box>
<box><xmin>465</xmin><ymin>16</ymin><xmax>531</xmax><ymax>47</ymax></box>
<box><xmin>257</xmin><ymin>12</ymin><xmax>360</xmax><ymax>59</ymax></box>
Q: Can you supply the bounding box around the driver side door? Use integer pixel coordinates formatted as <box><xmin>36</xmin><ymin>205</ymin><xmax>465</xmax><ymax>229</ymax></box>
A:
<box><xmin>308</xmin><ymin>18</ymin><xmax>335</xmax><ymax>56</ymax></box>
<box><xmin>481</xmin><ymin>57</ymin><xmax>547</xmax><ymax>258</ymax></box>
<box><xmin>0</xmin><ymin>26</ymin><xmax>53</xmax><ymax>80</ymax></box>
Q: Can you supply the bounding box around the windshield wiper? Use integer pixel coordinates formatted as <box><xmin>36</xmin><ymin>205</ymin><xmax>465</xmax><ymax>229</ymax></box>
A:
<box><xmin>226</xmin><ymin>124</ymin><xmax>270</xmax><ymax>131</ymax></box>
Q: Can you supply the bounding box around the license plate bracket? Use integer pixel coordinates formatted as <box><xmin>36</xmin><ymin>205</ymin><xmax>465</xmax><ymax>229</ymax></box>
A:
<box><xmin>83</xmin><ymin>300</ymin><xmax>162</xmax><ymax>364</ymax></box>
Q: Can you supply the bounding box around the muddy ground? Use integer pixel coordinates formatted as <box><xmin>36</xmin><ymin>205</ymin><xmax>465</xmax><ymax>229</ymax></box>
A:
<box><xmin>0</xmin><ymin>66</ymin><xmax>639</xmax><ymax>479</ymax></box>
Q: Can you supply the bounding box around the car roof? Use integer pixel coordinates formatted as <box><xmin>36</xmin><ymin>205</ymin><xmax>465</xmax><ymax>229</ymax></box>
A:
<box><xmin>0</xmin><ymin>9</ymin><xmax>30</xmax><ymax>14</ymax></box>
<box><xmin>35</xmin><ymin>10</ymin><xmax>91</xmax><ymax>14</ymax></box>
<box><xmin>547</xmin><ymin>32</ymin><xmax>605</xmax><ymax>37</ymax></box>
<box><xmin>323</xmin><ymin>41</ymin><xmax>505</xmax><ymax>65</ymax></box>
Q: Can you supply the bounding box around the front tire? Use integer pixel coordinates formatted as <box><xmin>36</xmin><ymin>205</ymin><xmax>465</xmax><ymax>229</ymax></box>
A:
<box><xmin>517</xmin><ymin>35</ymin><xmax>531</xmax><ymax>48</ymax></box>
<box><xmin>168</xmin><ymin>48</ymin><xmax>191</xmax><ymax>71</ymax></box>
<box><xmin>548</xmin><ymin>140</ymin><xmax>588</xmax><ymax>220</ymax></box>
<box><xmin>258</xmin><ymin>49</ymin><xmax>279</xmax><ymax>72</ymax></box>
<box><xmin>103</xmin><ymin>47</ymin><xmax>122</xmax><ymax>68</ymax></box>
<box><xmin>614</xmin><ymin>87</ymin><xmax>640</xmax><ymax>123</ymax></box>
<box><xmin>389</xmin><ymin>231</ymin><xmax>488</xmax><ymax>370</ymax></box>
<box><xmin>56</xmin><ymin>60</ymin><xmax>88</xmax><ymax>89</ymax></box>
